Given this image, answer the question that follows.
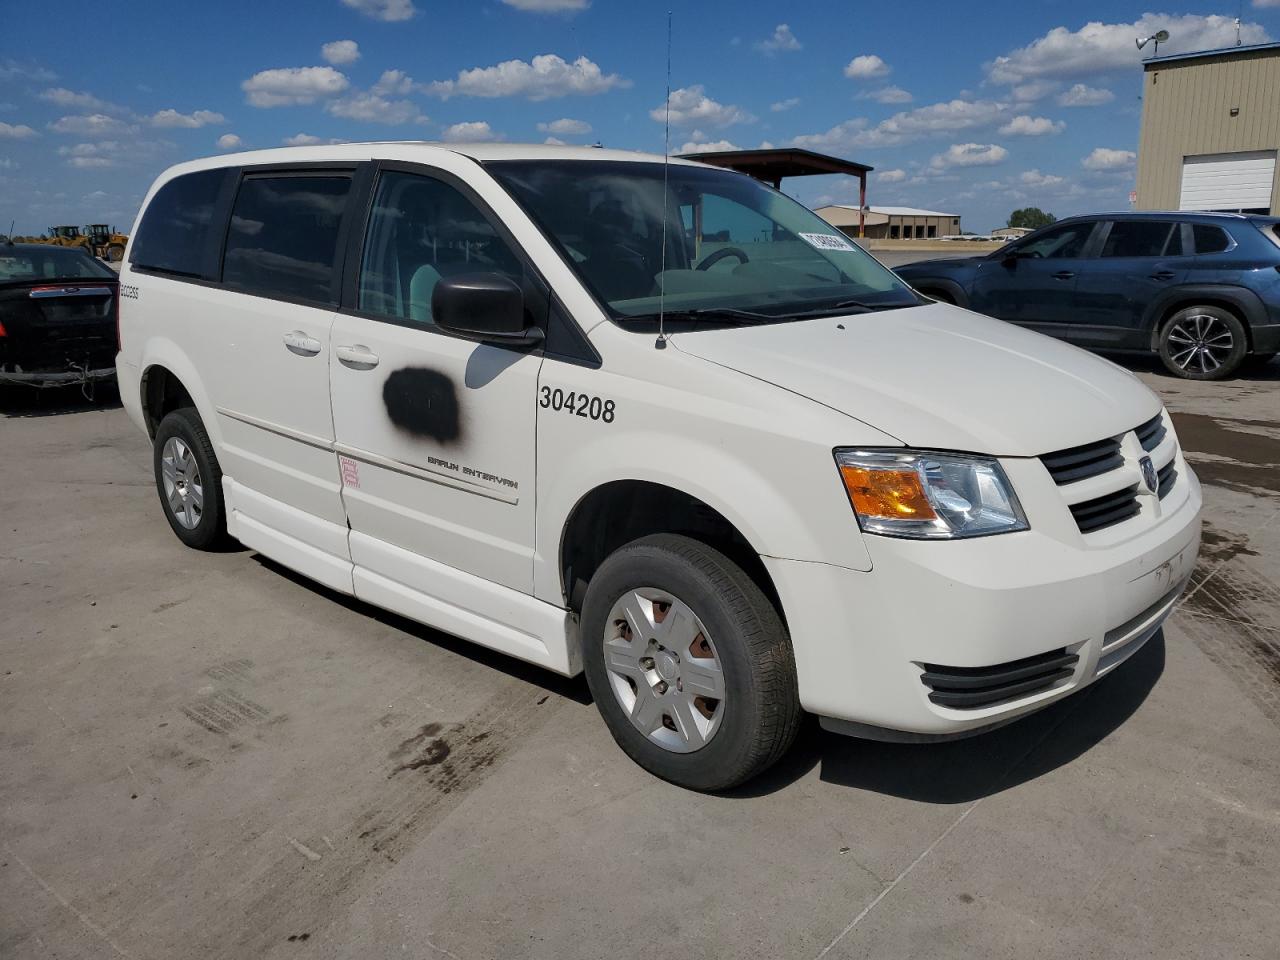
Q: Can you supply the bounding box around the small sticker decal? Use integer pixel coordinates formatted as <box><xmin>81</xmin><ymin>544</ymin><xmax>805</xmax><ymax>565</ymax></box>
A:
<box><xmin>339</xmin><ymin>455</ymin><xmax>360</xmax><ymax>489</ymax></box>
<box><xmin>799</xmin><ymin>232</ymin><xmax>856</xmax><ymax>253</ymax></box>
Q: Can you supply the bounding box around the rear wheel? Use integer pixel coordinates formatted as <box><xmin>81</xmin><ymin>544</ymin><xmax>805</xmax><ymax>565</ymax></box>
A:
<box><xmin>106</xmin><ymin>243</ymin><xmax>125</xmax><ymax>262</ymax></box>
<box><xmin>581</xmin><ymin>534</ymin><xmax>800</xmax><ymax>791</ymax></box>
<box><xmin>1157</xmin><ymin>305</ymin><xmax>1247</xmax><ymax>380</ymax></box>
<box><xmin>153</xmin><ymin>407</ymin><xmax>228</xmax><ymax>550</ymax></box>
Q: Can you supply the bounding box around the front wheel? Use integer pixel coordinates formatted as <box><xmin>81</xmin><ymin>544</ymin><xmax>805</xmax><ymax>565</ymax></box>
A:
<box><xmin>106</xmin><ymin>243</ymin><xmax>125</xmax><ymax>262</ymax></box>
<box><xmin>581</xmin><ymin>534</ymin><xmax>800</xmax><ymax>791</ymax></box>
<box><xmin>153</xmin><ymin>407</ymin><xmax>228</xmax><ymax>550</ymax></box>
<box><xmin>1157</xmin><ymin>305</ymin><xmax>1247</xmax><ymax>380</ymax></box>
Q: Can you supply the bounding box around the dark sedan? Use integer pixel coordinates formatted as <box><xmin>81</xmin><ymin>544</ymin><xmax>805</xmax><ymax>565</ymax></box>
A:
<box><xmin>895</xmin><ymin>212</ymin><xmax>1280</xmax><ymax>379</ymax></box>
<box><xmin>0</xmin><ymin>242</ymin><xmax>119</xmax><ymax>388</ymax></box>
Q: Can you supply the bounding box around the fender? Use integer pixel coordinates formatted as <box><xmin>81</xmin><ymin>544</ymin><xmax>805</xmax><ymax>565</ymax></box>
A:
<box><xmin>909</xmin><ymin>276</ymin><xmax>970</xmax><ymax>309</ymax></box>
<box><xmin>138</xmin><ymin>337</ymin><xmax>223</xmax><ymax>449</ymax></box>
<box><xmin>1142</xmin><ymin>283</ymin><xmax>1269</xmax><ymax>350</ymax></box>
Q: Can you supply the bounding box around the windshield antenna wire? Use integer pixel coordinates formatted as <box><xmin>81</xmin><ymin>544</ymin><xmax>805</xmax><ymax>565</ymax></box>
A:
<box><xmin>656</xmin><ymin>10</ymin><xmax>673</xmax><ymax>349</ymax></box>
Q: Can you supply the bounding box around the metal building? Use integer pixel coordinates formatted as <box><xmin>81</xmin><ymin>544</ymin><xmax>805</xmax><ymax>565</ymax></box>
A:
<box><xmin>1135</xmin><ymin>41</ymin><xmax>1280</xmax><ymax>215</ymax></box>
<box><xmin>814</xmin><ymin>205</ymin><xmax>960</xmax><ymax>240</ymax></box>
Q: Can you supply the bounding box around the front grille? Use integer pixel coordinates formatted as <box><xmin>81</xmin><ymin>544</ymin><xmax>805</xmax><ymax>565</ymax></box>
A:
<box><xmin>920</xmin><ymin>648</ymin><xmax>1079</xmax><ymax>709</ymax></box>
<box><xmin>1040</xmin><ymin>437</ymin><xmax>1123</xmax><ymax>485</ymax></box>
<box><xmin>1070</xmin><ymin>484</ymin><xmax>1141</xmax><ymax>533</ymax></box>
<box><xmin>1135</xmin><ymin>413</ymin><xmax>1167</xmax><ymax>452</ymax></box>
<box><xmin>1157</xmin><ymin>460</ymin><xmax>1177</xmax><ymax>500</ymax></box>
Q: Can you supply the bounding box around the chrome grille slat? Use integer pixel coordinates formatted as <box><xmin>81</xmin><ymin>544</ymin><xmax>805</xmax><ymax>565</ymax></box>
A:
<box><xmin>1040</xmin><ymin>437</ymin><xmax>1124</xmax><ymax>485</ymax></box>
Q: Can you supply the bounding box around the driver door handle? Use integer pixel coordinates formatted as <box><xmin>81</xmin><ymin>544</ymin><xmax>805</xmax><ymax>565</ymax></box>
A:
<box><xmin>283</xmin><ymin>330</ymin><xmax>322</xmax><ymax>357</ymax></box>
<box><xmin>1149</xmin><ymin>270</ymin><xmax>1176</xmax><ymax>281</ymax></box>
<box><xmin>335</xmin><ymin>344</ymin><xmax>380</xmax><ymax>371</ymax></box>
<box><xmin>1052</xmin><ymin>270</ymin><xmax>1076</xmax><ymax>280</ymax></box>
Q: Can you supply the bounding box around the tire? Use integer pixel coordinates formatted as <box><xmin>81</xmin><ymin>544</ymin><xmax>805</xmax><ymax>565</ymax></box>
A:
<box><xmin>581</xmin><ymin>534</ymin><xmax>800</xmax><ymax>791</ymax></box>
<box><xmin>1157</xmin><ymin>305</ymin><xmax>1247</xmax><ymax>380</ymax></box>
<box><xmin>106</xmin><ymin>243</ymin><xmax>125</xmax><ymax>262</ymax></box>
<box><xmin>152</xmin><ymin>407</ymin><xmax>228</xmax><ymax>550</ymax></box>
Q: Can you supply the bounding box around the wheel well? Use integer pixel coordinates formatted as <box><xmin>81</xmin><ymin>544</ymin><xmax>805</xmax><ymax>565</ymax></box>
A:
<box><xmin>917</xmin><ymin>286</ymin><xmax>954</xmax><ymax>304</ymax></box>
<box><xmin>140</xmin><ymin>366</ymin><xmax>194</xmax><ymax>439</ymax></box>
<box><xmin>1152</xmin><ymin>298</ymin><xmax>1252</xmax><ymax>351</ymax></box>
<box><xmin>560</xmin><ymin>480</ymin><xmax>784</xmax><ymax>624</ymax></box>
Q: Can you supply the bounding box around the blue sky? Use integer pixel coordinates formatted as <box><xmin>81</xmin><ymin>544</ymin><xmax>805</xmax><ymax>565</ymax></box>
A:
<box><xmin>3</xmin><ymin>1</ymin><xmax>1279</xmax><ymax>234</ymax></box>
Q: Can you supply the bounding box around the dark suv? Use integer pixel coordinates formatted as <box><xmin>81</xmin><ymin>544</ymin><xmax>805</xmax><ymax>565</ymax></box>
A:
<box><xmin>895</xmin><ymin>212</ymin><xmax>1280</xmax><ymax>379</ymax></box>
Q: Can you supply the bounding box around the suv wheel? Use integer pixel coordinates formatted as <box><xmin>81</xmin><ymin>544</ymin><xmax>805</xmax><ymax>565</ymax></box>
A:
<box><xmin>1157</xmin><ymin>305</ymin><xmax>1247</xmax><ymax>380</ymax></box>
<box><xmin>153</xmin><ymin>407</ymin><xmax>228</xmax><ymax>550</ymax></box>
<box><xmin>581</xmin><ymin>534</ymin><xmax>800</xmax><ymax>791</ymax></box>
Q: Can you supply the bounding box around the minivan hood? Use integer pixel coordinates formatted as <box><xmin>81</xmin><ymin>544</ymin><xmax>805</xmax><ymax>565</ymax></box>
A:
<box><xmin>671</xmin><ymin>302</ymin><xmax>1160</xmax><ymax>456</ymax></box>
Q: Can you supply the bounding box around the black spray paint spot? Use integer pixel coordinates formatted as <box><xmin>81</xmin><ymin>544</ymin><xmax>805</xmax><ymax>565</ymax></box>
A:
<box><xmin>382</xmin><ymin>368</ymin><xmax>461</xmax><ymax>444</ymax></box>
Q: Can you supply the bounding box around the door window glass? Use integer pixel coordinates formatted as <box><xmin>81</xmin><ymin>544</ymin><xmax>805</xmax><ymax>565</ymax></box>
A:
<box><xmin>1192</xmin><ymin>224</ymin><xmax>1231</xmax><ymax>254</ymax></box>
<box><xmin>1013</xmin><ymin>222</ymin><xmax>1094</xmax><ymax>259</ymax></box>
<box><xmin>1100</xmin><ymin>221</ymin><xmax>1175</xmax><ymax>258</ymax></box>
<box><xmin>222</xmin><ymin>175</ymin><xmax>351</xmax><ymax>303</ymax></box>
<box><xmin>358</xmin><ymin>171</ymin><xmax>525</xmax><ymax>327</ymax></box>
<box><xmin>130</xmin><ymin>169</ymin><xmax>227</xmax><ymax>277</ymax></box>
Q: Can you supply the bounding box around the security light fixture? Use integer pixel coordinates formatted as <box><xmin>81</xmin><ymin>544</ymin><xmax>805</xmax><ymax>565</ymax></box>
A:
<box><xmin>1136</xmin><ymin>30</ymin><xmax>1170</xmax><ymax>57</ymax></box>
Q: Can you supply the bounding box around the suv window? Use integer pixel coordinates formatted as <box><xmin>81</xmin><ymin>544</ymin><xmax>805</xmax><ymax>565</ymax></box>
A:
<box><xmin>1013</xmin><ymin>221</ymin><xmax>1094</xmax><ymax>259</ymax></box>
<box><xmin>222</xmin><ymin>175</ymin><xmax>351</xmax><ymax>304</ymax></box>
<box><xmin>129</xmin><ymin>169</ymin><xmax>227</xmax><ymax>277</ymax></box>
<box><xmin>1100</xmin><ymin>221</ymin><xmax>1176</xmax><ymax>258</ymax></box>
<box><xmin>1192</xmin><ymin>224</ymin><xmax>1231</xmax><ymax>254</ymax></box>
<box><xmin>358</xmin><ymin>171</ymin><xmax>525</xmax><ymax>327</ymax></box>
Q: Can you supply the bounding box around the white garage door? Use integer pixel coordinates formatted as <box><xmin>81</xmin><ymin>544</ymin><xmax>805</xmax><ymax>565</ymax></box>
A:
<box><xmin>1179</xmin><ymin>151</ymin><xmax>1276</xmax><ymax>212</ymax></box>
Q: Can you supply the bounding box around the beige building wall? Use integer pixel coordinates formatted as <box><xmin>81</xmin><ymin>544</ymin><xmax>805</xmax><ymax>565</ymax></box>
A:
<box><xmin>1136</xmin><ymin>46</ymin><xmax>1280</xmax><ymax>212</ymax></box>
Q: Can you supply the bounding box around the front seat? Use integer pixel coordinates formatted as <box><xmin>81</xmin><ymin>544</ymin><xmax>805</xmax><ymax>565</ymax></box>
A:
<box><xmin>408</xmin><ymin>263</ymin><xmax>442</xmax><ymax>324</ymax></box>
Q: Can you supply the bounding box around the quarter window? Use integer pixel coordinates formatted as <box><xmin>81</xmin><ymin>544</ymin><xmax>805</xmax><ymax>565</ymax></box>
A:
<box><xmin>358</xmin><ymin>171</ymin><xmax>525</xmax><ymax>327</ymax></box>
<box><xmin>129</xmin><ymin>169</ymin><xmax>228</xmax><ymax>277</ymax></box>
<box><xmin>1100</xmin><ymin>221</ymin><xmax>1175</xmax><ymax>258</ymax></box>
<box><xmin>1192</xmin><ymin>224</ymin><xmax>1231</xmax><ymax>254</ymax></box>
<box><xmin>222</xmin><ymin>175</ymin><xmax>351</xmax><ymax>304</ymax></box>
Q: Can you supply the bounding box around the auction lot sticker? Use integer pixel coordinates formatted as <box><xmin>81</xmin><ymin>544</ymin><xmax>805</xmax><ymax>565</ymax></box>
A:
<box><xmin>799</xmin><ymin>232</ymin><xmax>856</xmax><ymax>252</ymax></box>
<box><xmin>339</xmin><ymin>455</ymin><xmax>360</xmax><ymax>489</ymax></box>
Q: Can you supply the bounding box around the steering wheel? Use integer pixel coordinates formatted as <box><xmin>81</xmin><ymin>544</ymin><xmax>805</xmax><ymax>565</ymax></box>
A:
<box><xmin>696</xmin><ymin>246</ymin><xmax>750</xmax><ymax>271</ymax></box>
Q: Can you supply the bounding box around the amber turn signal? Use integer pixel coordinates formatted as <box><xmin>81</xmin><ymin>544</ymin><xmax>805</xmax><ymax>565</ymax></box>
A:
<box><xmin>839</xmin><ymin>464</ymin><xmax>938</xmax><ymax>521</ymax></box>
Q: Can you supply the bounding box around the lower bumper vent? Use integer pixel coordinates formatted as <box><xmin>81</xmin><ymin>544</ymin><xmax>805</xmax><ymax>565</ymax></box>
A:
<box><xmin>920</xmin><ymin>648</ymin><xmax>1079</xmax><ymax>709</ymax></box>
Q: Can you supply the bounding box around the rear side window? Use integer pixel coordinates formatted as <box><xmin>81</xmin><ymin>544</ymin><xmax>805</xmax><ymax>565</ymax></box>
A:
<box><xmin>222</xmin><ymin>175</ymin><xmax>351</xmax><ymax>304</ymax></box>
<box><xmin>130</xmin><ymin>169</ymin><xmax>228</xmax><ymax>276</ymax></box>
<box><xmin>1100</xmin><ymin>221</ymin><xmax>1175</xmax><ymax>258</ymax></box>
<box><xmin>1192</xmin><ymin>224</ymin><xmax>1231</xmax><ymax>254</ymax></box>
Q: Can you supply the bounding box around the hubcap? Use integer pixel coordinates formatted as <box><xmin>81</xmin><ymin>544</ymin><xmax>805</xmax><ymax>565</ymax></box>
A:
<box><xmin>161</xmin><ymin>437</ymin><xmax>203</xmax><ymax>530</ymax></box>
<box><xmin>1167</xmin><ymin>314</ymin><xmax>1233</xmax><ymax>374</ymax></box>
<box><xmin>603</xmin><ymin>588</ymin><xmax>726</xmax><ymax>753</ymax></box>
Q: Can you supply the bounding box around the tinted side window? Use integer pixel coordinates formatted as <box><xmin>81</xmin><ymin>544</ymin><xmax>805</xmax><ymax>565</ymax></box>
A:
<box><xmin>1192</xmin><ymin>224</ymin><xmax>1231</xmax><ymax>254</ymax></box>
<box><xmin>222</xmin><ymin>175</ymin><xmax>351</xmax><ymax>303</ymax></box>
<box><xmin>1100</xmin><ymin>221</ymin><xmax>1174</xmax><ymax>258</ymax></box>
<box><xmin>358</xmin><ymin>171</ymin><xmax>525</xmax><ymax>327</ymax></box>
<box><xmin>130</xmin><ymin>169</ymin><xmax>227</xmax><ymax>276</ymax></box>
<box><xmin>1015</xmin><ymin>222</ymin><xmax>1094</xmax><ymax>259</ymax></box>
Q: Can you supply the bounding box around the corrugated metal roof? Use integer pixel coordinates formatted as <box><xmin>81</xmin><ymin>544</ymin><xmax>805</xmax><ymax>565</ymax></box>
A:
<box><xmin>821</xmin><ymin>204</ymin><xmax>959</xmax><ymax>218</ymax></box>
<box><xmin>1145</xmin><ymin>40</ymin><xmax>1280</xmax><ymax>67</ymax></box>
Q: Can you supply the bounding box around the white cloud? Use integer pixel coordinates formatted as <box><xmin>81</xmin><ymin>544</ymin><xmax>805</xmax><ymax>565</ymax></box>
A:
<box><xmin>756</xmin><ymin>24</ymin><xmax>802</xmax><ymax>54</ymax></box>
<box><xmin>340</xmin><ymin>0</ymin><xmax>416</xmax><ymax>21</ymax></box>
<box><xmin>326</xmin><ymin>92</ymin><xmax>425</xmax><ymax>125</ymax></box>
<box><xmin>322</xmin><ymin>40</ymin><xmax>361</xmax><ymax>65</ymax></box>
<box><xmin>38</xmin><ymin>88</ymin><xmax>121</xmax><ymax>113</ymax></box>
<box><xmin>999</xmin><ymin>114</ymin><xmax>1064</xmax><ymax>136</ymax></box>
<box><xmin>1020</xmin><ymin>169</ymin><xmax>1066</xmax><ymax>187</ymax></box>
<box><xmin>427</xmin><ymin>54</ymin><xmax>627</xmax><ymax>100</ymax></box>
<box><xmin>216</xmin><ymin>133</ymin><xmax>243</xmax><ymax>150</ymax></box>
<box><xmin>441</xmin><ymin>120</ymin><xmax>502</xmax><ymax>142</ymax></box>
<box><xmin>501</xmin><ymin>0</ymin><xmax>590</xmax><ymax>10</ymax></box>
<box><xmin>1082</xmin><ymin>147</ymin><xmax>1136</xmax><ymax>170</ymax></box>
<box><xmin>48</xmin><ymin>114</ymin><xmax>133</xmax><ymax>135</ymax></box>
<box><xmin>57</xmin><ymin>139</ymin><xmax>168</xmax><ymax>169</ymax></box>
<box><xmin>372</xmin><ymin>69</ymin><xmax>415</xmax><ymax>95</ymax></box>
<box><xmin>931</xmin><ymin>142</ymin><xmax>1009</xmax><ymax>169</ymax></box>
<box><xmin>877</xmin><ymin>168</ymin><xmax>907</xmax><ymax>183</ymax></box>
<box><xmin>0</xmin><ymin>59</ymin><xmax>57</xmax><ymax>82</ymax></box>
<box><xmin>1254</xmin><ymin>0</ymin><xmax>1280</xmax><ymax>7</ymax></box>
<box><xmin>856</xmin><ymin>85</ymin><xmax>913</xmax><ymax>104</ymax></box>
<box><xmin>543</xmin><ymin>136</ymin><xmax>566</xmax><ymax>145</ymax></box>
<box><xmin>791</xmin><ymin>98</ymin><xmax>1010</xmax><ymax>151</ymax></box>
<box><xmin>678</xmin><ymin>139</ymin><xmax>740</xmax><ymax>154</ymax></box>
<box><xmin>149</xmin><ymin>109</ymin><xmax>226</xmax><ymax>128</ymax></box>
<box><xmin>986</xmin><ymin>14</ymin><xmax>1270</xmax><ymax>85</ymax></box>
<box><xmin>1011</xmin><ymin>80</ymin><xmax>1059</xmax><ymax>103</ymax></box>
<box><xmin>844</xmin><ymin>55</ymin><xmax>890</xmax><ymax>79</ymax></box>
<box><xmin>282</xmin><ymin>133</ymin><xmax>348</xmax><ymax>146</ymax></box>
<box><xmin>0</xmin><ymin>121</ymin><xmax>38</xmax><ymax>139</ymax></box>
<box><xmin>242</xmin><ymin>66</ymin><xmax>349</xmax><ymax>107</ymax></box>
<box><xmin>536</xmin><ymin>117</ymin><xmax>591</xmax><ymax>135</ymax></box>
<box><xmin>652</xmin><ymin>85</ymin><xmax>755</xmax><ymax>128</ymax></box>
<box><xmin>1057</xmin><ymin>83</ymin><xmax>1115</xmax><ymax>107</ymax></box>
<box><xmin>770</xmin><ymin>97</ymin><xmax>800</xmax><ymax>112</ymax></box>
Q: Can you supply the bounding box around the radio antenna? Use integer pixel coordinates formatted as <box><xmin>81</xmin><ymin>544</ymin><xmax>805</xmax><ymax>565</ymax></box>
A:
<box><xmin>656</xmin><ymin>10</ymin><xmax>673</xmax><ymax>349</ymax></box>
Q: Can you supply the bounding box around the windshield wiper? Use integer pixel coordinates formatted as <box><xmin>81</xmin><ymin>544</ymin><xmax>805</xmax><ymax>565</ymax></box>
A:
<box><xmin>619</xmin><ymin>307</ymin><xmax>778</xmax><ymax>325</ymax></box>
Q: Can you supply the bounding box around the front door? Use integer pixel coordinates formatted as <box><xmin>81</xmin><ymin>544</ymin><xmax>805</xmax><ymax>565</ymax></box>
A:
<box><xmin>329</xmin><ymin>163</ymin><xmax>544</xmax><ymax>602</ymax></box>
<box><xmin>969</xmin><ymin>220</ymin><xmax>1098</xmax><ymax>338</ymax></box>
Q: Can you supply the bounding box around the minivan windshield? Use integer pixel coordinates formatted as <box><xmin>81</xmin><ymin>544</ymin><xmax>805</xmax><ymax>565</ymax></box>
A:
<box><xmin>487</xmin><ymin>159</ymin><xmax>920</xmax><ymax>325</ymax></box>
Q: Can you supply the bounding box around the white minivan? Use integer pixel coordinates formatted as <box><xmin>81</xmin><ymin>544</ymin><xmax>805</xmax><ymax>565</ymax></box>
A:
<box><xmin>117</xmin><ymin>143</ymin><xmax>1201</xmax><ymax>790</ymax></box>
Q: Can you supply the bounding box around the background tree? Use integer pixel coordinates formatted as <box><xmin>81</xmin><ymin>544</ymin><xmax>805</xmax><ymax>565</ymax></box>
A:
<box><xmin>1007</xmin><ymin>207</ymin><xmax>1056</xmax><ymax>229</ymax></box>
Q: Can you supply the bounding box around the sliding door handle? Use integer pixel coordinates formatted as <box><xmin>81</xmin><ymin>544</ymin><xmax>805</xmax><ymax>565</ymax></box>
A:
<box><xmin>283</xmin><ymin>330</ymin><xmax>322</xmax><ymax>357</ymax></box>
<box><xmin>335</xmin><ymin>344</ymin><xmax>380</xmax><ymax>370</ymax></box>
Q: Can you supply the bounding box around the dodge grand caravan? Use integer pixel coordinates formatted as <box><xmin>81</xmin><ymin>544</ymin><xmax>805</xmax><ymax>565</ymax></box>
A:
<box><xmin>117</xmin><ymin>144</ymin><xmax>1202</xmax><ymax>790</ymax></box>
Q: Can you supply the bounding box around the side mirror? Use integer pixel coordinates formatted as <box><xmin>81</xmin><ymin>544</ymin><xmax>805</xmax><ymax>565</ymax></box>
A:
<box><xmin>431</xmin><ymin>272</ymin><xmax>544</xmax><ymax>346</ymax></box>
<box><xmin>1000</xmin><ymin>252</ymin><xmax>1020</xmax><ymax>268</ymax></box>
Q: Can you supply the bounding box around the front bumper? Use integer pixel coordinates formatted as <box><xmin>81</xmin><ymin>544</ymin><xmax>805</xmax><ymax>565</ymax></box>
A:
<box><xmin>765</xmin><ymin>463</ymin><xmax>1202</xmax><ymax>737</ymax></box>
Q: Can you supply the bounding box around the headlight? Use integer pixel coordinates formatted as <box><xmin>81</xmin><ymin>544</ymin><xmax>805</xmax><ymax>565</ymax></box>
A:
<box><xmin>834</xmin><ymin>448</ymin><xmax>1029</xmax><ymax>539</ymax></box>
